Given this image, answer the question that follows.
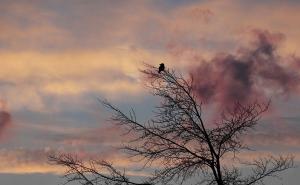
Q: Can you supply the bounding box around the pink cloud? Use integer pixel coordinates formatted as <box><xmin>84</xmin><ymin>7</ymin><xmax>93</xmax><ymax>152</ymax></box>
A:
<box><xmin>190</xmin><ymin>29</ymin><xmax>300</xmax><ymax>110</ymax></box>
<box><xmin>0</xmin><ymin>100</ymin><xmax>12</xmax><ymax>140</ymax></box>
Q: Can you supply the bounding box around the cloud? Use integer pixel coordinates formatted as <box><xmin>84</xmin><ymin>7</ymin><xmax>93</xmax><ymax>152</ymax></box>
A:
<box><xmin>0</xmin><ymin>0</ymin><xmax>216</xmax><ymax>52</ymax></box>
<box><xmin>46</xmin><ymin>124</ymin><xmax>125</xmax><ymax>156</ymax></box>
<box><xmin>190</xmin><ymin>29</ymin><xmax>300</xmax><ymax>109</ymax></box>
<box><xmin>0</xmin><ymin>0</ymin><xmax>300</xmax><ymax>177</ymax></box>
<box><xmin>165</xmin><ymin>0</ymin><xmax>300</xmax><ymax>72</ymax></box>
<box><xmin>0</xmin><ymin>48</ymin><xmax>165</xmax><ymax>111</ymax></box>
<box><xmin>242</xmin><ymin>116</ymin><xmax>300</xmax><ymax>150</ymax></box>
<box><xmin>0</xmin><ymin>146</ymin><xmax>146</xmax><ymax>175</ymax></box>
<box><xmin>0</xmin><ymin>100</ymin><xmax>12</xmax><ymax>140</ymax></box>
<box><xmin>0</xmin><ymin>1</ymin><xmax>69</xmax><ymax>51</ymax></box>
<box><xmin>0</xmin><ymin>110</ymin><xmax>11</xmax><ymax>138</ymax></box>
<box><xmin>0</xmin><ymin>147</ymin><xmax>62</xmax><ymax>174</ymax></box>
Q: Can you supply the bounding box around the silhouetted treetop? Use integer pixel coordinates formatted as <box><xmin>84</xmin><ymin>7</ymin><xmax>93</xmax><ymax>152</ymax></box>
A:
<box><xmin>50</xmin><ymin>64</ymin><xmax>294</xmax><ymax>185</ymax></box>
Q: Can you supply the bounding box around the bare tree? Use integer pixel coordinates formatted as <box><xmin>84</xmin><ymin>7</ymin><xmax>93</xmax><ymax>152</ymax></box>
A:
<box><xmin>50</xmin><ymin>65</ymin><xmax>294</xmax><ymax>185</ymax></box>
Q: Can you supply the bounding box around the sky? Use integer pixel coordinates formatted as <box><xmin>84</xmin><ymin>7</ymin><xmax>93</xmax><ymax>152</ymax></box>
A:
<box><xmin>0</xmin><ymin>0</ymin><xmax>300</xmax><ymax>184</ymax></box>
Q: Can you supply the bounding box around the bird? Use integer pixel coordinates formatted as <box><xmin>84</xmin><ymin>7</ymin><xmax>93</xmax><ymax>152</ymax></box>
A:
<box><xmin>158</xmin><ymin>63</ymin><xmax>165</xmax><ymax>73</ymax></box>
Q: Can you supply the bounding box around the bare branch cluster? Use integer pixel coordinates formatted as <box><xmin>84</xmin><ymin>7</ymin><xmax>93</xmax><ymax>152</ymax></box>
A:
<box><xmin>49</xmin><ymin>153</ymin><xmax>151</xmax><ymax>185</ymax></box>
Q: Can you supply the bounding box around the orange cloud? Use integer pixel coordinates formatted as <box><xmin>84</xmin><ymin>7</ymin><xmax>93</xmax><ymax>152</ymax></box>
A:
<box><xmin>0</xmin><ymin>146</ymin><xmax>150</xmax><ymax>176</ymax></box>
<box><xmin>0</xmin><ymin>48</ymin><xmax>165</xmax><ymax>111</ymax></box>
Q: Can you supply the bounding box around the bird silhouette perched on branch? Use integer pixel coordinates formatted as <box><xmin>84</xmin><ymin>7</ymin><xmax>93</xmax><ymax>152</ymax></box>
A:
<box><xmin>158</xmin><ymin>63</ymin><xmax>165</xmax><ymax>73</ymax></box>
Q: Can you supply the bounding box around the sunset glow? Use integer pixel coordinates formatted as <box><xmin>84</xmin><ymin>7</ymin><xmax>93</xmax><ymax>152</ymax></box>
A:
<box><xmin>0</xmin><ymin>0</ymin><xmax>300</xmax><ymax>184</ymax></box>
